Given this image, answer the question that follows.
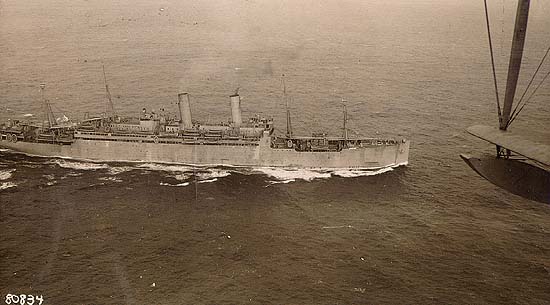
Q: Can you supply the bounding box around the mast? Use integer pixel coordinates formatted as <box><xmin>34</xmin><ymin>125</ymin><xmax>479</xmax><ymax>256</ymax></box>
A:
<box><xmin>102</xmin><ymin>65</ymin><xmax>115</xmax><ymax>119</ymax></box>
<box><xmin>342</xmin><ymin>99</ymin><xmax>348</xmax><ymax>144</ymax></box>
<box><xmin>286</xmin><ymin>98</ymin><xmax>293</xmax><ymax>138</ymax></box>
<box><xmin>282</xmin><ymin>75</ymin><xmax>293</xmax><ymax>138</ymax></box>
<box><xmin>40</xmin><ymin>83</ymin><xmax>56</xmax><ymax>129</ymax></box>
<box><xmin>501</xmin><ymin>0</ymin><xmax>530</xmax><ymax>130</ymax></box>
<box><xmin>40</xmin><ymin>84</ymin><xmax>46</xmax><ymax>129</ymax></box>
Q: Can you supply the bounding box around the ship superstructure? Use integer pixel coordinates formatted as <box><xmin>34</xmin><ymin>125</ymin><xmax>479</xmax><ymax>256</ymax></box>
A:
<box><xmin>0</xmin><ymin>82</ymin><xmax>409</xmax><ymax>169</ymax></box>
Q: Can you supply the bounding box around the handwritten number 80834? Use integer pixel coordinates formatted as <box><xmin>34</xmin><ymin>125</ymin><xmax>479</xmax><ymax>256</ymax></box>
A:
<box><xmin>4</xmin><ymin>294</ymin><xmax>43</xmax><ymax>305</ymax></box>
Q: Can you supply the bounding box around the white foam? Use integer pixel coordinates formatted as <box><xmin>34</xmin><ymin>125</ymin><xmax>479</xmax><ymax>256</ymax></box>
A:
<box><xmin>265</xmin><ymin>179</ymin><xmax>296</xmax><ymax>187</ymax></box>
<box><xmin>137</xmin><ymin>163</ymin><xmax>194</xmax><ymax>173</ymax></box>
<box><xmin>256</xmin><ymin>163</ymin><xmax>403</xmax><ymax>183</ymax></box>
<box><xmin>0</xmin><ymin>182</ymin><xmax>16</xmax><ymax>190</ymax></box>
<box><xmin>22</xmin><ymin>164</ymin><xmax>40</xmax><ymax>169</ymax></box>
<box><xmin>108</xmin><ymin>166</ymin><xmax>134</xmax><ymax>175</ymax></box>
<box><xmin>198</xmin><ymin>178</ymin><xmax>217</xmax><ymax>184</ymax></box>
<box><xmin>172</xmin><ymin>173</ymin><xmax>189</xmax><ymax>181</ymax></box>
<box><xmin>197</xmin><ymin>169</ymin><xmax>230</xmax><ymax>180</ymax></box>
<box><xmin>99</xmin><ymin>177</ymin><xmax>123</xmax><ymax>183</ymax></box>
<box><xmin>256</xmin><ymin>167</ymin><xmax>331</xmax><ymax>182</ymax></box>
<box><xmin>66</xmin><ymin>172</ymin><xmax>83</xmax><ymax>177</ymax></box>
<box><xmin>331</xmin><ymin>166</ymin><xmax>394</xmax><ymax>177</ymax></box>
<box><xmin>61</xmin><ymin>173</ymin><xmax>82</xmax><ymax>180</ymax></box>
<box><xmin>160</xmin><ymin>182</ymin><xmax>190</xmax><ymax>187</ymax></box>
<box><xmin>0</xmin><ymin>169</ymin><xmax>15</xmax><ymax>181</ymax></box>
<box><xmin>54</xmin><ymin>160</ymin><xmax>108</xmax><ymax>170</ymax></box>
<box><xmin>136</xmin><ymin>164</ymin><xmax>230</xmax><ymax>184</ymax></box>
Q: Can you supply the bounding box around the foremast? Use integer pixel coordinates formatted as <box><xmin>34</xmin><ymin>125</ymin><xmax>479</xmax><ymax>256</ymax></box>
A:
<box><xmin>40</xmin><ymin>84</ymin><xmax>56</xmax><ymax>129</ymax></box>
<box><xmin>102</xmin><ymin>65</ymin><xmax>116</xmax><ymax>119</ymax></box>
<box><xmin>282</xmin><ymin>75</ymin><xmax>293</xmax><ymax>138</ymax></box>
<box><xmin>342</xmin><ymin>99</ymin><xmax>348</xmax><ymax>147</ymax></box>
<box><xmin>103</xmin><ymin>66</ymin><xmax>115</xmax><ymax>118</ymax></box>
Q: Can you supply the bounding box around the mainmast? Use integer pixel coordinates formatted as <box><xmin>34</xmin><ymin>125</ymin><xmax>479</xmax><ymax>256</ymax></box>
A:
<box><xmin>103</xmin><ymin>65</ymin><xmax>115</xmax><ymax>119</ymax></box>
<box><xmin>501</xmin><ymin>0</ymin><xmax>530</xmax><ymax>130</ymax></box>
<box><xmin>282</xmin><ymin>75</ymin><xmax>293</xmax><ymax>138</ymax></box>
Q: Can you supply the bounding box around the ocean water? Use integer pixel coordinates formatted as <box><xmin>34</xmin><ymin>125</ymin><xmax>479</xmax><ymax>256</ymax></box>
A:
<box><xmin>1</xmin><ymin>0</ymin><xmax>550</xmax><ymax>304</ymax></box>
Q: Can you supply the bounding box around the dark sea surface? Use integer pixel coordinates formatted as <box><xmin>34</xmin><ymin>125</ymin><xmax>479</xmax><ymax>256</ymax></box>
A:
<box><xmin>1</xmin><ymin>0</ymin><xmax>550</xmax><ymax>304</ymax></box>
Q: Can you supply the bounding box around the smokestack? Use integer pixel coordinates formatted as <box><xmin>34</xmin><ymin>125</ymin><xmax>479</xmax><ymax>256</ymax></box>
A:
<box><xmin>230</xmin><ymin>94</ymin><xmax>242</xmax><ymax>127</ymax></box>
<box><xmin>177</xmin><ymin>93</ymin><xmax>193</xmax><ymax>129</ymax></box>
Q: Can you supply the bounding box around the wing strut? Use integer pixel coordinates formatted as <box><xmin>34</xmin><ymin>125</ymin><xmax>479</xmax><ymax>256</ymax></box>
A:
<box><xmin>501</xmin><ymin>0</ymin><xmax>530</xmax><ymax>130</ymax></box>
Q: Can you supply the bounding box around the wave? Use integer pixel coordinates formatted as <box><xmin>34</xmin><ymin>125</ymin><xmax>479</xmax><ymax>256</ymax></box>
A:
<box><xmin>99</xmin><ymin>177</ymin><xmax>123</xmax><ymax>183</ymax></box>
<box><xmin>18</xmin><ymin>154</ymin><xmax>404</xmax><ymax>186</ymax></box>
<box><xmin>173</xmin><ymin>173</ymin><xmax>189</xmax><ymax>181</ymax></box>
<box><xmin>163</xmin><ymin>170</ymin><xmax>228</xmax><ymax>185</ymax></box>
<box><xmin>0</xmin><ymin>169</ymin><xmax>15</xmax><ymax>181</ymax></box>
<box><xmin>53</xmin><ymin>160</ymin><xmax>109</xmax><ymax>170</ymax></box>
<box><xmin>138</xmin><ymin>164</ymin><xmax>231</xmax><ymax>183</ymax></box>
<box><xmin>108</xmin><ymin>166</ymin><xmax>135</xmax><ymax>175</ymax></box>
<box><xmin>0</xmin><ymin>182</ymin><xmax>16</xmax><ymax>190</ymax></box>
<box><xmin>161</xmin><ymin>178</ymin><xmax>219</xmax><ymax>186</ymax></box>
<box><xmin>198</xmin><ymin>178</ymin><xmax>217</xmax><ymax>184</ymax></box>
<box><xmin>257</xmin><ymin>163</ymin><xmax>403</xmax><ymax>183</ymax></box>
<box><xmin>51</xmin><ymin>160</ymin><xmax>136</xmax><ymax>175</ymax></box>
<box><xmin>197</xmin><ymin>169</ymin><xmax>231</xmax><ymax>180</ymax></box>
<box><xmin>22</xmin><ymin>164</ymin><xmax>41</xmax><ymax>169</ymax></box>
<box><xmin>256</xmin><ymin>167</ymin><xmax>331</xmax><ymax>182</ymax></box>
<box><xmin>331</xmin><ymin>166</ymin><xmax>395</xmax><ymax>177</ymax></box>
<box><xmin>265</xmin><ymin>179</ymin><xmax>296</xmax><ymax>186</ymax></box>
<box><xmin>66</xmin><ymin>172</ymin><xmax>83</xmax><ymax>177</ymax></box>
<box><xmin>160</xmin><ymin>182</ymin><xmax>190</xmax><ymax>187</ymax></box>
<box><xmin>137</xmin><ymin>163</ymin><xmax>194</xmax><ymax>172</ymax></box>
<box><xmin>47</xmin><ymin>159</ymin><xmax>232</xmax><ymax>185</ymax></box>
<box><xmin>43</xmin><ymin>174</ymin><xmax>57</xmax><ymax>186</ymax></box>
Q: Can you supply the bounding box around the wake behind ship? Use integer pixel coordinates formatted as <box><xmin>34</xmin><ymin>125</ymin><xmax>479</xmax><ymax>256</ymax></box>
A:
<box><xmin>0</xmin><ymin>82</ymin><xmax>410</xmax><ymax>169</ymax></box>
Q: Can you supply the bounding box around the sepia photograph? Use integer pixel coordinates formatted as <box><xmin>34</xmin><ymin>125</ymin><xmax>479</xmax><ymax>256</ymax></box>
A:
<box><xmin>1</xmin><ymin>0</ymin><xmax>549</xmax><ymax>304</ymax></box>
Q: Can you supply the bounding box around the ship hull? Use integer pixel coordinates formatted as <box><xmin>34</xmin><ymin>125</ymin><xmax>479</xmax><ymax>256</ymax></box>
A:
<box><xmin>0</xmin><ymin>135</ymin><xmax>409</xmax><ymax>169</ymax></box>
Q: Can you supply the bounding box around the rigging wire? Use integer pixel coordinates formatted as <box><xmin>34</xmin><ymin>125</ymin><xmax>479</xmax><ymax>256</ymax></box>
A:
<box><xmin>500</xmin><ymin>0</ymin><xmax>504</xmax><ymax>53</ymax></box>
<box><xmin>506</xmin><ymin>45</ymin><xmax>550</xmax><ymax>127</ymax></box>
<box><xmin>49</xmin><ymin>103</ymin><xmax>71</xmax><ymax>122</ymax></box>
<box><xmin>507</xmin><ymin>67</ymin><xmax>550</xmax><ymax>127</ymax></box>
<box><xmin>483</xmin><ymin>0</ymin><xmax>503</xmax><ymax>123</ymax></box>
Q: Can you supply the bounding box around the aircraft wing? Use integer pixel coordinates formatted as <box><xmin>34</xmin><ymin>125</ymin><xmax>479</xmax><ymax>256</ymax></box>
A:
<box><xmin>467</xmin><ymin>125</ymin><xmax>550</xmax><ymax>167</ymax></box>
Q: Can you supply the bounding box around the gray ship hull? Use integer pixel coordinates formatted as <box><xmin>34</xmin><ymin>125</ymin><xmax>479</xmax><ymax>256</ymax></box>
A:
<box><xmin>0</xmin><ymin>134</ymin><xmax>409</xmax><ymax>169</ymax></box>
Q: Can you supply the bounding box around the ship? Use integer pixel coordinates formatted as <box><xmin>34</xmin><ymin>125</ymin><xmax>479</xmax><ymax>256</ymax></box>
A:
<box><xmin>0</xmin><ymin>75</ymin><xmax>410</xmax><ymax>169</ymax></box>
